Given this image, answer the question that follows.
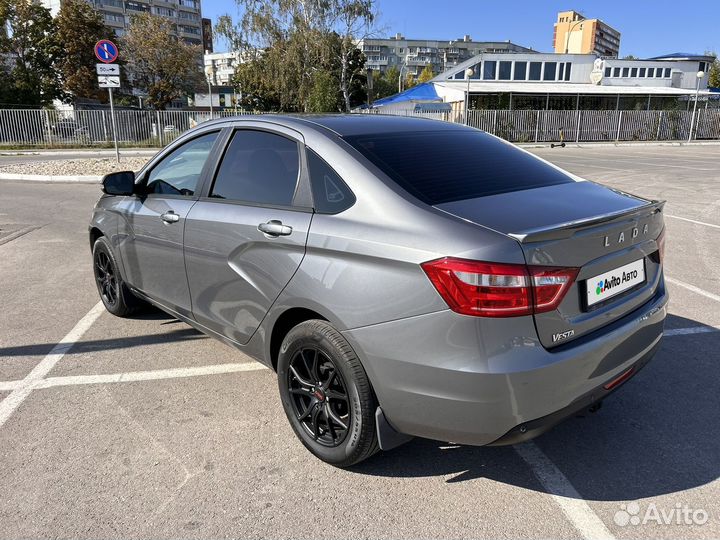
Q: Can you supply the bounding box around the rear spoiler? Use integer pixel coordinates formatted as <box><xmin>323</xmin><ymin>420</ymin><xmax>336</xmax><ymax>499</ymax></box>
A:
<box><xmin>508</xmin><ymin>199</ymin><xmax>665</xmax><ymax>243</ymax></box>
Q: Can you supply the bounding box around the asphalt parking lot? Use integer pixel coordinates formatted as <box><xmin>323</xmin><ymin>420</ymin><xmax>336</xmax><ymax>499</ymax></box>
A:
<box><xmin>1</xmin><ymin>144</ymin><xmax>719</xmax><ymax>539</ymax></box>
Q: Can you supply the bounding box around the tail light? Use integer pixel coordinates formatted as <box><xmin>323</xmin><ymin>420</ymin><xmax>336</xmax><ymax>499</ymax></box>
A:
<box><xmin>421</xmin><ymin>257</ymin><xmax>578</xmax><ymax>318</ymax></box>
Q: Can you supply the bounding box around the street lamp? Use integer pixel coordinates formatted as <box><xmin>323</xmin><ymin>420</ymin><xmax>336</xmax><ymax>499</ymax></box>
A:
<box><xmin>398</xmin><ymin>62</ymin><xmax>407</xmax><ymax>93</ymax></box>
<box><xmin>563</xmin><ymin>18</ymin><xmax>585</xmax><ymax>54</ymax></box>
<box><xmin>205</xmin><ymin>63</ymin><xmax>215</xmax><ymax>120</ymax></box>
<box><xmin>688</xmin><ymin>70</ymin><xmax>705</xmax><ymax>142</ymax></box>
<box><xmin>464</xmin><ymin>67</ymin><xmax>474</xmax><ymax>124</ymax></box>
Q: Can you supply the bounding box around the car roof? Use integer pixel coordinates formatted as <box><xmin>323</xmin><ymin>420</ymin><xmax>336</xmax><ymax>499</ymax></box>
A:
<box><xmin>203</xmin><ymin>114</ymin><xmax>473</xmax><ymax>138</ymax></box>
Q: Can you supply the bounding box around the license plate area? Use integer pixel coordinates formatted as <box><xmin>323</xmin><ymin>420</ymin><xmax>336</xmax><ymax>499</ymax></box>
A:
<box><xmin>584</xmin><ymin>258</ymin><xmax>646</xmax><ymax>309</ymax></box>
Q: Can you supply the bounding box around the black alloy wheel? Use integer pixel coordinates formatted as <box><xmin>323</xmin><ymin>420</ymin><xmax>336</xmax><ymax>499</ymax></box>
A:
<box><xmin>94</xmin><ymin>249</ymin><xmax>119</xmax><ymax>308</ymax></box>
<box><xmin>286</xmin><ymin>347</ymin><xmax>351</xmax><ymax>447</ymax></box>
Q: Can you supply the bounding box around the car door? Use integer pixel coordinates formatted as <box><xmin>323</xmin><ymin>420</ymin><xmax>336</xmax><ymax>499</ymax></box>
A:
<box><xmin>184</xmin><ymin>126</ymin><xmax>313</xmax><ymax>344</ymax></box>
<box><xmin>116</xmin><ymin>129</ymin><xmax>222</xmax><ymax>317</ymax></box>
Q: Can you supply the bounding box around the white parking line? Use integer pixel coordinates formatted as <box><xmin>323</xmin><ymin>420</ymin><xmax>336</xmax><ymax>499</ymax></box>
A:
<box><xmin>0</xmin><ymin>301</ymin><xmax>105</xmax><ymax>429</ymax></box>
<box><xmin>666</xmin><ymin>277</ymin><xmax>720</xmax><ymax>303</ymax></box>
<box><xmin>664</xmin><ymin>326</ymin><xmax>720</xmax><ymax>336</ymax></box>
<box><xmin>666</xmin><ymin>214</ymin><xmax>720</xmax><ymax>230</ymax></box>
<box><xmin>514</xmin><ymin>442</ymin><xmax>615</xmax><ymax>540</ymax></box>
<box><xmin>37</xmin><ymin>361</ymin><xmax>268</xmax><ymax>389</ymax></box>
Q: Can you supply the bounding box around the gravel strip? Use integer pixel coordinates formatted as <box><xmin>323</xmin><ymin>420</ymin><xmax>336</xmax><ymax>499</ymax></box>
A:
<box><xmin>0</xmin><ymin>157</ymin><xmax>150</xmax><ymax>176</ymax></box>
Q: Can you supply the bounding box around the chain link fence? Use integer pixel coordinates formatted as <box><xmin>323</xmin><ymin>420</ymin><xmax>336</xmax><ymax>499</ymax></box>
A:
<box><xmin>1</xmin><ymin>107</ymin><xmax>719</xmax><ymax>148</ymax></box>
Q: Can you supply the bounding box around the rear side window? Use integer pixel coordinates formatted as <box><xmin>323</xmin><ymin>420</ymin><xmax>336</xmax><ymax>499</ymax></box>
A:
<box><xmin>211</xmin><ymin>130</ymin><xmax>300</xmax><ymax>206</ymax></box>
<box><xmin>307</xmin><ymin>149</ymin><xmax>355</xmax><ymax>214</ymax></box>
<box><xmin>344</xmin><ymin>130</ymin><xmax>574</xmax><ymax>205</ymax></box>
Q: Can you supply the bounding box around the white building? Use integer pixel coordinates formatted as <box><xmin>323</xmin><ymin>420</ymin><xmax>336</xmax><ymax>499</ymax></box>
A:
<box><xmin>204</xmin><ymin>51</ymin><xmax>243</xmax><ymax>86</ymax></box>
<box><xmin>425</xmin><ymin>52</ymin><xmax>715</xmax><ymax>111</ymax></box>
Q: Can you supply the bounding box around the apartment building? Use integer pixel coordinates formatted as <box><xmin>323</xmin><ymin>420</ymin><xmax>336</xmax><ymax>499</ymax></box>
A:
<box><xmin>40</xmin><ymin>0</ymin><xmax>205</xmax><ymax>45</ymax></box>
<box><xmin>356</xmin><ymin>33</ymin><xmax>534</xmax><ymax>78</ymax></box>
<box><xmin>553</xmin><ymin>10</ymin><xmax>620</xmax><ymax>58</ymax></box>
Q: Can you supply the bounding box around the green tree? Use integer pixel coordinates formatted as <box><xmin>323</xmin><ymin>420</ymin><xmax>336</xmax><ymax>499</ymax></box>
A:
<box><xmin>706</xmin><ymin>52</ymin><xmax>719</xmax><ymax>88</ymax></box>
<box><xmin>404</xmin><ymin>72</ymin><xmax>417</xmax><ymax>90</ymax></box>
<box><xmin>231</xmin><ymin>0</ymin><xmax>376</xmax><ymax>112</ymax></box>
<box><xmin>121</xmin><ymin>13</ymin><xmax>204</xmax><ymax>109</ymax></box>
<box><xmin>417</xmin><ymin>64</ymin><xmax>434</xmax><ymax>83</ymax></box>
<box><xmin>55</xmin><ymin>0</ymin><xmax>114</xmax><ymax>104</ymax></box>
<box><xmin>372</xmin><ymin>66</ymin><xmax>400</xmax><ymax>100</ymax></box>
<box><xmin>0</xmin><ymin>0</ymin><xmax>61</xmax><ymax>106</ymax></box>
<box><xmin>308</xmin><ymin>70</ymin><xmax>341</xmax><ymax>112</ymax></box>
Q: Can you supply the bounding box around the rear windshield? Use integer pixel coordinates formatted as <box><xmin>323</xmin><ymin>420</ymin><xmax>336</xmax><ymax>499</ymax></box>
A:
<box><xmin>344</xmin><ymin>130</ymin><xmax>574</xmax><ymax>204</ymax></box>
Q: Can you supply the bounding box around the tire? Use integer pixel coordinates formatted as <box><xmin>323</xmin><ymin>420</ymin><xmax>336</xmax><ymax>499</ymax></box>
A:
<box><xmin>277</xmin><ymin>319</ymin><xmax>379</xmax><ymax>467</ymax></box>
<box><xmin>92</xmin><ymin>236</ymin><xmax>144</xmax><ymax>317</ymax></box>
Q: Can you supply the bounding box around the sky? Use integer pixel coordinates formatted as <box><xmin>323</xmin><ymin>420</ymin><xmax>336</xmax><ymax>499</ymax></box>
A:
<box><xmin>201</xmin><ymin>0</ymin><xmax>720</xmax><ymax>59</ymax></box>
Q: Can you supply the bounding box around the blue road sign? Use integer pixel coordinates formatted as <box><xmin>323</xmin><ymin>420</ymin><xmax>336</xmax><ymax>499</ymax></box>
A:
<box><xmin>95</xmin><ymin>40</ymin><xmax>119</xmax><ymax>63</ymax></box>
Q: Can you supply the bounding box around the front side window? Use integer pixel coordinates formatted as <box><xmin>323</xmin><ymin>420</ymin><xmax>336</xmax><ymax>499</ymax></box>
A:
<box><xmin>146</xmin><ymin>131</ymin><xmax>219</xmax><ymax>196</ymax></box>
<box><xmin>210</xmin><ymin>130</ymin><xmax>300</xmax><ymax>206</ymax></box>
<box><xmin>307</xmin><ymin>149</ymin><xmax>355</xmax><ymax>214</ymax></box>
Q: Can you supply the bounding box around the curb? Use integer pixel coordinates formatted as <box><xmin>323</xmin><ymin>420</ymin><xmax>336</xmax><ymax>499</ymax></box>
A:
<box><xmin>0</xmin><ymin>173</ymin><xmax>101</xmax><ymax>183</ymax></box>
<box><xmin>0</xmin><ymin>149</ymin><xmax>159</xmax><ymax>156</ymax></box>
<box><xmin>518</xmin><ymin>141</ymin><xmax>720</xmax><ymax>149</ymax></box>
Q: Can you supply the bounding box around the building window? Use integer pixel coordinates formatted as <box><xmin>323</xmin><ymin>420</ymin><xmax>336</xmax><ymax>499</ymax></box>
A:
<box><xmin>543</xmin><ymin>62</ymin><xmax>556</xmax><ymax>81</ymax></box>
<box><xmin>655</xmin><ymin>68</ymin><xmax>662</xmax><ymax>78</ymax></box>
<box><xmin>564</xmin><ymin>62</ymin><xmax>571</xmax><ymax>81</ymax></box>
<box><xmin>604</xmin><ymin>67</ymin><xmax>611</xmax><ymax>77</ymax></box>
<box><xmin>498</xmin><ymin>61</ymin><xmax>511</xmax><ymax>80</ymax></box>
<box><xmin>513</xmin><ymin>61</ymin><xmax>527</xmax><ymax>80</ymax></box>
<box><xmin>664</xmin><ymin>68</ymin><xmax>671</xmax><ymax>78</ymax></box>
<box><xmin>613</xmin><ymin>67</ymin><xmax>620</xmax><ymax>77</ymax></box>
<box><xmin>529</xmin><ymin>62</ymin><xmax>541</xmax><ymax>81</ymax></box>
<box><xmin>622</xmin><ymin>67</ymin><xmax>629</xmax><ymax>77</ymax></box>
<box><xmin>699</xmin><ymin>62</ymin><xmax>706</xmax><ymax>72</ymax></box>
<box><xmin>639</xmin><ymin>67</ymin><xmax>646</xmax><ymax>77</ymax></box>
<box><xmin>631</xmin><ymin>67</ymin><xmax>638</xmax><ymax>77</ymax></box>
<box><xmin>483</xmin><ymin>60</ymin><xmax>496</xmax><ymax>80</ymax></box>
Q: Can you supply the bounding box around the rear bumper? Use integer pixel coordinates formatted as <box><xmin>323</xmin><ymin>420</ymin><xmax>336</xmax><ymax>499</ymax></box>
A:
<box><xmin>342</xmin><ymin>278</ymin><xmax>668</xmax><ymax>446</ymax></box>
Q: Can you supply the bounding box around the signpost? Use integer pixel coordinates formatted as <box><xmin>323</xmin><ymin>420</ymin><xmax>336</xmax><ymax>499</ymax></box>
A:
<box><xmin>95</xmin><ymin>40</ymin><xmax>120</xmax><ymax>163</ymax></box>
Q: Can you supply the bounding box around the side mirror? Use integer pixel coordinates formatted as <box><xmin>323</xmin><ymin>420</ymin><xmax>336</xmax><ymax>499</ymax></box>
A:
<box><xmin>102</xmin><ymin>171</ymin><xmax>136</xmax><ymax>196</ymax></box>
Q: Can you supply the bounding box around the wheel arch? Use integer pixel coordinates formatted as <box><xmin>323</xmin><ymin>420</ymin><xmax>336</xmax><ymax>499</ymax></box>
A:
<box><xmin>89</xmin><ymin>226</ymin><xmax>104</xmax><ymax>249</ymax></box>
<box><xmin>268</xmin><ymin>307</ymin><xmax>328</xmax><ymax>371</ymax></box>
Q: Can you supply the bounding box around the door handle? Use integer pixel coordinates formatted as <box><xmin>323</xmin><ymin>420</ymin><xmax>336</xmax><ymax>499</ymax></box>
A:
<box><xmin>161</xmin><ymin>211</ymin><xmax>180</xmax><ymax>223</ymax></box>
<box><xmin>258</xmin><ymin>220</ymin><xmax>292</xmax><ymax>237</ymax></box>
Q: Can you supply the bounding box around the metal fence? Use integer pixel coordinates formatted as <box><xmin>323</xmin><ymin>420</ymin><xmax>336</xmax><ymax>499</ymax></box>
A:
<box><xmin>360</xmin><ymin>108</ymin><xmax>720</xmax><ymax>143</ymax></box>
<box><xmin>1</xmin><ymin>107</ymin><xmax>719</xmax><ymax>148</ymax></box>
<box><xmin>0</xmin><ymin>109</ymin><xmax>252</xmax><ymax>148</ymax></box>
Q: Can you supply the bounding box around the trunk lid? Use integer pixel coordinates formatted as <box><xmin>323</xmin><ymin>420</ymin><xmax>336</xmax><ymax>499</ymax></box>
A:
<box><xmin>435</xmin><ymin>181</ymin><xmax>665</xmax><ymax>348</ymax></box>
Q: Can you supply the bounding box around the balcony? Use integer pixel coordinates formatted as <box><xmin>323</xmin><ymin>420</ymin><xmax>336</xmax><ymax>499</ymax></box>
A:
<box><xmin>406</xmin><ymin>57</ymin><xmax>436</xmax><ymax>66</ymax></box>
